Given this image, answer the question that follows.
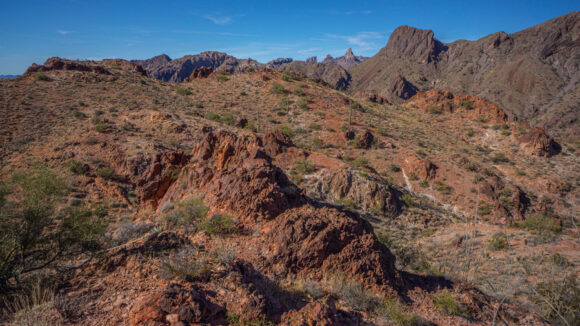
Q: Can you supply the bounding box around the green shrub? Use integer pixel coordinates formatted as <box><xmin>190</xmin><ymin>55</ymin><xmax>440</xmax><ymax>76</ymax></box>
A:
<box><xmin>419</xmin><ymin>180</ymin><xmax>429</xmax><ymax>188</ymax></box>
<box><xmin>478</xmin><ymin>201</ymin><xmax>492</xmax><ymax>215</ymax></box>
<box><xmin>96</xmin><ymin>166</ymin><xmax>114</xmax><ymax>179</ymax></box>
<box><xmin>459</xmin><ymin>99</ymin><xmax>474</xmax><ymax>110</ymax></box>
<box><xmin>463</xmin><ymin>163</ymin><xmax>475</xmax><ymax>171</ymax></box>
<box><xmin>389</xmin><ymin>164</ymin><xmax>401</xmax><ymax>172</ymax></box>
<box><xmin>432</xmin><ymin>291</ymin><xmax>470</xmax><ymax>318</ymax></box>
<box><xmin>466</xmin><ymin>128</ymin><xmax>475</xmax><ymax>137</ymax></box>
<box><xmin>160</xmin><ymin>247</ymin><xmax>211</xmax><ymax>282</ymax></box>
<box><xmin>428</xmin><ymin>105</ymin><xmax>441</xmax><ymax>114</ymax></box>
<box><xmin>515</xmin><ymin>213</ymin><xmax>562</xmax><ymax>234</ymax></box>
<box><xmin>335</xmin><ymin>199</ymin><xmax>356</xmax><ymax>211</ymax></box>
<box><xmin>434</xmin><ymin>181</ymin><xmax>452</xmax><ymax>195</ymax></box>
<box><xmin>246</xmin><ymin>67</ymin><xmax>255</xmax><ymax>73</ymax></box>
<box><xmin>473</xmin><ymin>174</ymin><xmax>484</xmax><ymax>183</ymax></box>
<box><xmin>376</xmin><ymin>299</ymin><xmax>427</xmax><ymax>326</ymax></box>
<box><xmin>501</xmin><ymin>129</ymin><xmax>511</xmax><ymax>136</ymax></box>
<box><xmin>294</xmin><ymin>87</ymin><xmax>305</xmax><ymax>97</ymax></box>
<box><xmin>35</xmin><ymin>72</ymin><xmax>50</xmax><ymax>81</ymax></box>
<box><xmin>331</xmin><ymin>279</ymin><xmax>379</xmax><ymax>312</ymax></box>
<box><xmin>376</xmin><ymin>127</ymin><xmax>389</xmax><ymax>136</ymax></box>
<box><xmin>270</xmin><ymin>82</ymin><xmax>286</xmax><ymax>95</ymax></box>
<box><xmin>488</xmin><ymin>232</ymin><xmax>509</xmax><ymax>251</ymax></box>
<box><xmin>401</xmin><ymin>194</ymin><xmax>414</xmax><ymax>207</ymax></box>
<box><xmin>0</xmin><ymin>167</ymin><xmax>105</xmax><ymax>291</ymax></box>
<box><xmin>199</xmin><ymin>214</ymin><xmax>237</xmax><ymax>235</ymax></box>
<box><xmin>176</xmin><ymin>87</ymin><xmax>191</xmax><ymax>96</ymax></box>
<box><xmin>560</xmin><ymin>182</ymin><xmax>573</xmax><ymax>193</ymax></box>
<box><xmin>308</xmin><ymin>122</ymin><xmax>321</xmax><ymax>131</ymax></box>
<box><xmin>491</xmin><ymin>152</ymin><xmax>509</xmax><ymax>164</ymax></box>
<box><xmin>162</xmin><ymin>196</ymin><xmax>208</xmax><ymax>228</ymax></box>
<box><xmin>281</xmin><ymin>70</ymin><xmax>300</xmax><ymax>82</ymax></box>
<box><xmin>216</xmin><ymin>74</ymin><xmax>228</xmax><ymax>82</ymax></box>
<box><xmin>352</xmin><ymin>157</ymin><xmax>369</xmax><ymax>168</ymax></box>
<box><xmin>227</xmin><ymin>312</ymin><xmax>275</xmax><ymax>326</ymax></box>
<box><xmin>65</xmin><ymin>160</ymin><xmax>88</xmax><ymax>175</ymax></box>
<box><xmin>277</xmin><ymin>125</ymin><xmax>296</xmax><ymax>138</ymax></box>
<box><xmin>295</xmin><ymin>160</ymin><xmax>315</xmax><ymax>173</ymax></box>
<box><xmin>205</xmin><ymin>111</ymin><xmax>221</xmax><ymax>122</ymax></box>
<box><xmin>297</xmin><ymin>97</ymin><xmax>309</xmax><ymax>110</ymax></box>
<box><xmin>532</xmin><ymin>274</ymin><xmax>579</xmax><ymax>325</ymax></box>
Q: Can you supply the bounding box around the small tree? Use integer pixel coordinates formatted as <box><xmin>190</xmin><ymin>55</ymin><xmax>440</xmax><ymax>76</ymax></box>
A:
<box><xmin>0</xmin><ymin>166</ymin><xmax>106</xmax><ymax>291</ymax></box>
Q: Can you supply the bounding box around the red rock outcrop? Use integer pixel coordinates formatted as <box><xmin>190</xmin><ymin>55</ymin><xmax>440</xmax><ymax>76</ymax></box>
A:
<box><xmin>405</xmin><ymin>157</ymin><xmax>438</xmax><ymax>181</ymax></box>
<box><xmin>516</xmin><ymin>127</ymin><xmax>561</xmax><ymax>157</ymax></box>
<box><xmin>184</xmin><ymin>66</ymin><xmax>213</xmax><ymax>81</ymax></box>
<box><xmin>407</xmin><ymin>90</ymin><xmax>509</xmax><ymax>122</ymax></box>
<box><xmin>307</xmin><ymin>168</ymin><xmax>401</xmax><ymax>216</ymax></box>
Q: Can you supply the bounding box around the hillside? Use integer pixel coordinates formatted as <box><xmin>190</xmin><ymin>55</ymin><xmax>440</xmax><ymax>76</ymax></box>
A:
<box><xmin>349</xmin><ymin>11</ymin><xmax>580</xmax><ymax>141</ymax></box>
<box><xmin>0</xmin><ymin>57</ymin><xmax>578</xmax><ymax>325</ymax></box>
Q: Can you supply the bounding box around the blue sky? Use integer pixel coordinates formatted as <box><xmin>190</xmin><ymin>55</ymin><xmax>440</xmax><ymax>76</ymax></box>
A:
<box><xmin>0</xmin><ymin>0</ymin><xmax>577</xmax><ymax>74</ymax></box>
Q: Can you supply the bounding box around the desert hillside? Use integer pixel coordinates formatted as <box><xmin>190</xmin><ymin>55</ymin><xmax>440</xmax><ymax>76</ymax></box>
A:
<box><xmin>0</xmin><ymin>54</ymin><xmax>577</xmax><ymax>325</ymax></box>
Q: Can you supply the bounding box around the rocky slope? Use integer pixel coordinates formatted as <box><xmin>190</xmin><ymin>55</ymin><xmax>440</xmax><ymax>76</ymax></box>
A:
<box><xmin>0</xmin><ymin>58</ymin><xmax>578</xmax><ymax>325</ymax></box>
<box><xmin>349</xmin><ymin>11</ymin><xmax>580</xmax><ymax>140</ymax></box>
<box><xmin>322</xmin><ymin>48</ymin><xmax>369</xmax><ymax>69</ymax></box>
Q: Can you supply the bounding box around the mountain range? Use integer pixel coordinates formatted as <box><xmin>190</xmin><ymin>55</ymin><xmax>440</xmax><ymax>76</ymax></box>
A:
<box><xmin>132</xmin><ymin>11</ymin><xmax>578</xmax><ymax>140</ymax></box>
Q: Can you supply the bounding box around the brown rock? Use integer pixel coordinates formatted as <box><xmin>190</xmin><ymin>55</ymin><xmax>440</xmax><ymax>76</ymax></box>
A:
<box><xmin>517</xmin><ymin>127</ymin><xmax>561</xmax><ymax>157</ymax></box>
<box><xmin>281</xmin><ymin>298</ymin><xmax>355</xmax><ymax>325</ymax></box>
<box><xmin>307</xmin><ymin>168</ymin><xmax>401</xmax><ymax>215</ymax></box>
<box><xmin>405</xmin><ymin>157</ymin><xmax>438</xmax><ymax>181</ymax></box>
<box><xmin>184</xmin><ymin>66</ymin><xmax>213</xmax><ymax>81</ymax></box>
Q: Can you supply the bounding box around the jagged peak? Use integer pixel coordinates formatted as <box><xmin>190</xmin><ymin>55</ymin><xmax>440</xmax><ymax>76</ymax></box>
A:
<box><xmin>385</xmin><ymin>25</ymin><xmax>446</xmax><ymax>63</ymax></box>
<box><xmin>345</xmin><ymin>48</ymin><xmax>354</xmax><ymax>58</ymax></box>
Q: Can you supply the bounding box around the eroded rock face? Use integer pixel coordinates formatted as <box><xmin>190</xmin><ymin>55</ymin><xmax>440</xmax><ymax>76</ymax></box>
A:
<box><xmin>517</xmin><ymin>127</ymin><xmax>561</xmax><ymax>157</ymax></box>
<box><xmin>385</xmin><ymin>26</ymin><xmax>447</xmax><ymax>63</ymax></box>
<box><xmin>160</xmin><ymin>130</ymin><xmax>304</xmax><ymax>223</ymax></box>
<box><xmin>260</xmin><ymin>205</ymin><xmax>400</xmax><ymax>293</ymax></box>
<box><xmin>307</xmin><ymin>168</ymin><xmax>401</xmax><ymax>216</ymax></box>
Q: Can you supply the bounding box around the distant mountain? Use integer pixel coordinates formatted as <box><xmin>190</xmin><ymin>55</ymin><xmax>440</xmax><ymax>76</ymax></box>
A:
<box><xmin>134</xmin><ymin>53</ymin><xmax>351</xmax><ymax>90</ymax></box>
<box><xmin>132</xmin><ymin>52</ymin><xmax>260</xmax><ymax>82</ymax></box>
<box><xmin>322</xmin><ymin>48</ymin><xmax>368</xmax><ymax>69</ymax></box>
<box><xmin>0</xmin><ymin>75</ymin><xmax>20</xmax><ymax>79</ymax></box>
<box><xmin>349</xmin><ymin>11</ymin><xmax>580</xmax><ymax>139</ymax></box>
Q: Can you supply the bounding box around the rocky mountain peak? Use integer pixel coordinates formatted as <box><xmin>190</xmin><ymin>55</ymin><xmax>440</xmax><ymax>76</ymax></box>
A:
<box><xmin>384</xmin><ymin>25</ymin><xmax>446</xmax><ymax>63</ymax></box>
<box><xmin>345</xmin><ymin>48</ymin><xmax>355</xmax><ymax>59</ymax></box>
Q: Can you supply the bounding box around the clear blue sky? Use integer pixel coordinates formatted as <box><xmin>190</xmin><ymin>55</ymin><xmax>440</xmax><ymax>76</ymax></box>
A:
<box><xmin>0</xmin><ymin>0</ymin><xmax>577</xmax><ymax>74</ymax></box>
